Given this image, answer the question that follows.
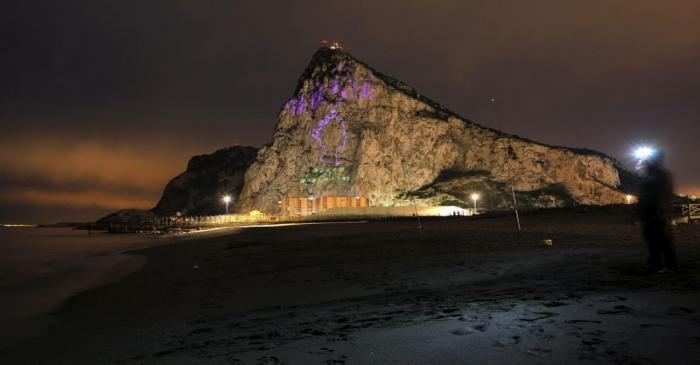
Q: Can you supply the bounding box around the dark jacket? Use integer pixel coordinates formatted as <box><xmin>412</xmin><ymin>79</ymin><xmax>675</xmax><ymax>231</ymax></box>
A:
<box><xmin>637</xmin><ymin>164</ymin><xmax>674</xmax><ymax>221</ymax></box>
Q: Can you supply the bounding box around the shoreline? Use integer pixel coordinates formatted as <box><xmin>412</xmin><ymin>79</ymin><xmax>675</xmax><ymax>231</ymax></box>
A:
<box><xmin>0</xmin><ymin>227</ymin><xmax>242</xmax><ymax>351</ymax></box>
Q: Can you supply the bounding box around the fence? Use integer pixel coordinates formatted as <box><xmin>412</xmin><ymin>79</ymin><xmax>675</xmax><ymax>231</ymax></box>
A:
<box><xmin>154</xmin><ymin>214</ymin><xmax>280</xmax><ymax>228</ymax></box>
<box><xmin>679</xmin><ymin>203</ymin><xmax>700</xmax><ymax>222</ymax></box>
<box><xmin>106</xmin><ymin>214</ymin><xmax>277</xmax><ymax>233</ymax></box>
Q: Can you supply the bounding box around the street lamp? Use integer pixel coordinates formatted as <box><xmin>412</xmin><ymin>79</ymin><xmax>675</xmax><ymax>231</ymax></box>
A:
<box><xmin>470</xmin><ymin>193</ymin><xmax>480</xmax><ymax>214</ymax></box>
<box><xmin>222</xmin><ymin>195</ymin><xmax>232</xmax><ymax>215</ymax></box>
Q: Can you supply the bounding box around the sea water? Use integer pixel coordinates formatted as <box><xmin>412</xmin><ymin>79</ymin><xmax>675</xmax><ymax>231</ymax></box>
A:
<box><xmin>0</xmin><ymin>227</ymin><xmax>160</xmax><ymax>349</ymax></box>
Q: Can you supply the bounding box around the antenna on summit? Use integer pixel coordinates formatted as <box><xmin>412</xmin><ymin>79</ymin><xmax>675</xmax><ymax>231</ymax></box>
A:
<box><xmin>320</xmin><ymin>40</ymin><xmax>342</xmax><ymax>50</ymax></box>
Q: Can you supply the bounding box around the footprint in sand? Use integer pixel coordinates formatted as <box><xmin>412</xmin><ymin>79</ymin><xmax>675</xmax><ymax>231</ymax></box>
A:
<box><xmin>597</xmin><ymin>305</ymin><xmax>633</xmax><ymax>315</ymax></box>
<box><xmin>566</xmin><ymin>319</ymin><xmax>602</xmax><ymax>324</ymax></box>
<box><xmin>256</xmin><ymin>356</ymin><xmax>282</xmax><ymax>365</ymax></box>
<box><xmin>493</xmin><ymin>335</ymin><xmax>521</xmax><ymax>347</ymax></box>
<box><xmin>542</xmin><ymin>301</ymin><xmax>571</xmax><ymax>308</ymax></box>
<box><xmin>667</xmin><ymin>306</ymin><xmax>695</xmax><ymax>316</ymax></box>
<box><xmin>581</xmin><ymin>337</ymin><xmax>604</xmax><ymax>346</ymax></box>
<box><xmin>309</xmin><ymin>347</ymin><xmax>335</xmax><ymax>355</ymax></box>
<box><xmin>325</xmin><ymin>360</ymin><xmax>346</xmax><ymax>365</ymax></box>
<box><xmin>451</xmin><ymin>324</ymin><xmax>487</xmax><ymax>335</ymax></box>
<box><xmin>599</xmin><ymin>296</ymin><xmax>627</xmax><ymax>302</ymax></box>
<box><xmin>526</xmin><ymin>347</ymin><xmax>552</xmax><ymax>357</ymax></box>
<box><xmin>639</xmin><ymin>323</ymin><xmax>666</xmax><ymax>329</ymax></box>
<box><xmin>518</xmin><ymin>311</ymin><xmax>558</xmax><ymax>322</ymax></box>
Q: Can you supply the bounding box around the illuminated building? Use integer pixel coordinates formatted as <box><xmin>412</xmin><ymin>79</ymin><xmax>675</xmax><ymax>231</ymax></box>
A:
<box><xmin>281</xmin><ymin>195</ymin><xmax>369</xmax><ymax>216</ymax></box>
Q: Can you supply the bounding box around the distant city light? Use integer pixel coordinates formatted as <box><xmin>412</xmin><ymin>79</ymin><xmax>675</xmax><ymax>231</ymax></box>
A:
<box><xmin>626</xmin><ymin>195</ymin><xmax>634</xmax><ymax>204</ymax></box>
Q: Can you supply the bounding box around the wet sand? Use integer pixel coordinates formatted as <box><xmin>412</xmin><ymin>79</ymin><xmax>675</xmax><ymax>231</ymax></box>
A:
<box><xmin>1</xmin><ymin>210</ymin><xmax>699</xmax><ymax>364</ymax></box>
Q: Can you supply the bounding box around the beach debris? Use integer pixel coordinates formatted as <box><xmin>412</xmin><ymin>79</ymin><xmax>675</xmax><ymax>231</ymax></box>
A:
<box><xmin>543</xmin><ymin>239</ymin><xmax>554</xmax><ymax>246</ymax></box>
<box><xmin>192</xmin><ymin>264</ymin><xmax>200</xmax><ymax>270</ymax></box>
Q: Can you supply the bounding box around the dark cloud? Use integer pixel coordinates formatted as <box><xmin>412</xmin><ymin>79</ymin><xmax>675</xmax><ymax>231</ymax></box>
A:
<box><xmin>1</xmin><ymin>0</ymin><xmax>699</xmax><ymax>223</ymax></box>
<box><xmin>0</xmin><ymin>200</ymin><xmax>116</xmax><ymax>225</ymax></box>
<box><xmin>0</xmin><ymin>171</ymin><xmax>159</xmax><ymax>198</ymax></box>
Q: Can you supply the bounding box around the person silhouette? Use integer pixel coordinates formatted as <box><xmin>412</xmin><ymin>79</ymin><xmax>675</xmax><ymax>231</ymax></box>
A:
<box><xmin>637</xmin><ymin>149</ymin><xmax>677</xmax><ymax>272</ymax></box>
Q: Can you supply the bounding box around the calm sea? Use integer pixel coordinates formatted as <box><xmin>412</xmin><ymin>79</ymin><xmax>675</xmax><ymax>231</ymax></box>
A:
<box><xmin>0</xmin><ymin>227</ymin><xmax>161</xmax><ymax>349</ymax></box>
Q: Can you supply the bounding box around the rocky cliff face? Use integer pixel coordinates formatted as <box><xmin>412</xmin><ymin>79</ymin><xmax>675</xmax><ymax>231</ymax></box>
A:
<box><xmin>236</xmin><ymin>47</ymin><xmax>635</xmax><ymax>213</ymax></box>
<box><xmin>153</xmin><ymin>146</ymin><xmax>257</xmax><ymax>216</ymax></box>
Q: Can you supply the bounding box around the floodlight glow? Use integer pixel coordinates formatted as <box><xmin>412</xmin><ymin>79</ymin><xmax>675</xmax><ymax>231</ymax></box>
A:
<box><xmin>222</xmin><ymin>194</ymin><xmax>232</xmax><ymax>215</ymax></box>
<box><xmin>633</xmin><ymin>146</ymin><xmax>655</xmax><ymax>161</ymax></box>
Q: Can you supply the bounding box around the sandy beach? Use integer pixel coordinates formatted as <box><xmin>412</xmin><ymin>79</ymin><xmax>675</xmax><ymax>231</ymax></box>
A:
<box><xmin>2</xmin><ymin>208</ymin><xmax>699</xmax><ymax>364</ymax></box>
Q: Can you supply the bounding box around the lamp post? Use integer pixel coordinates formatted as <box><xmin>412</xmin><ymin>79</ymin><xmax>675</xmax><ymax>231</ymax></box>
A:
<box><xmin>470</xmin><ymin>193</ymin><xmax>480</xmax><ymax>214</ymax></box>
<box><xmin>222</xmin><ymin>195</ymin><xmax>232</xmax><ymax>215</ymax></box>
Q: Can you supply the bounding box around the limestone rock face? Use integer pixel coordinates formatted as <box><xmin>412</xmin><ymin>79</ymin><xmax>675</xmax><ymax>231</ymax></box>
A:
<box><xmin>237</xmin><ymin>47</ymin><xmax>635</xmax><ymax>213</ymax></box>
<box><xmin>153</xmin><ymin>146</ymin><xmax>258</xmax><ymax>216</ymax></box>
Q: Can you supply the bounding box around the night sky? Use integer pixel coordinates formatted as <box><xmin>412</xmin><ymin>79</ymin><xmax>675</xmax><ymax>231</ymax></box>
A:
<box><xmin>1</xmin><ymin>1</ymin><xmax>699</xmax><ymax>223</ymax></box>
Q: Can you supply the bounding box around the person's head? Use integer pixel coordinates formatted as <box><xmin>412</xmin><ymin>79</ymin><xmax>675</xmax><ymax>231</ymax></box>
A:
<box><xmin>643</xmin><ymin>149</ymin><xmax>666</xmax><ymax>170</ymax></box>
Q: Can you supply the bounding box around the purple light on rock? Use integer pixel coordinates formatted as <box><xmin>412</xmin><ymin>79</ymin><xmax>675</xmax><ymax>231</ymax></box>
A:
<box><xmin>310</xmin><ymin>85</ymin><xmax>323</xmax><ymax>111</ymax></box>
<box><xmin>331</xmin><ymin>76</ymin><xmax>340</xmax><ymax>96</ymax></box>
<box><xmin>288</xmin><ymin>72</ymin><xmax>376</xmax><ymax>118</ymax></box>
<box><xmin>360</xmin><ymin>81</ymin><xmax>374</xmax><ymax>100</ymax></box>
<box><xmin>334</xmin><ymin>117</ymin><xmax>348</xmax><ymax>165</ymax></box>
<box><xmin>295</xmin><ymin>94</ymin><xmax>307</xmax><ymax>115</ymax></box>
<box><xmin>311</xmin><ymin>108</ymin><xmax>348</xmax><ymax>166</ymax></box>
